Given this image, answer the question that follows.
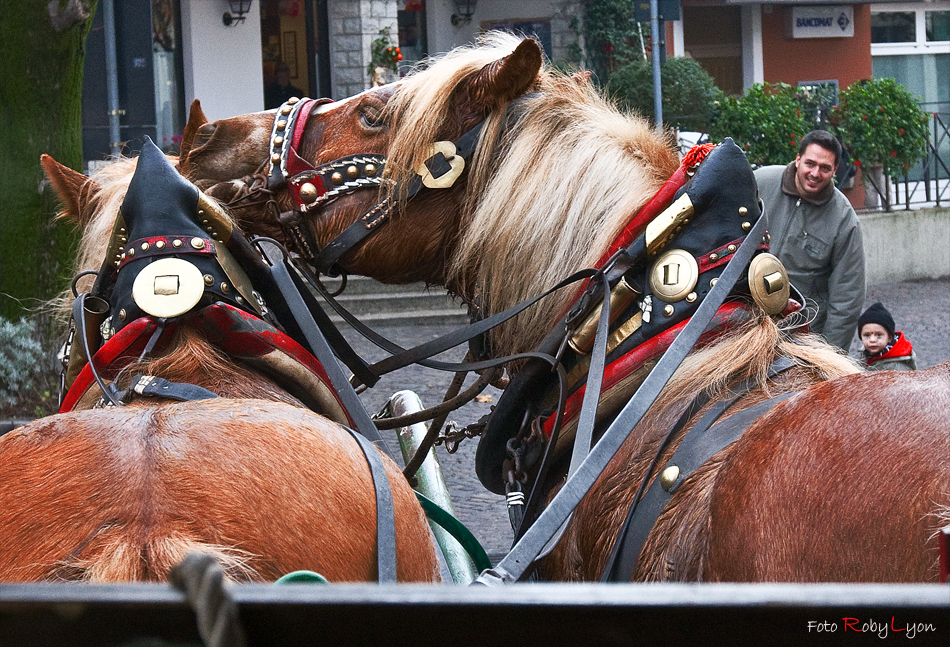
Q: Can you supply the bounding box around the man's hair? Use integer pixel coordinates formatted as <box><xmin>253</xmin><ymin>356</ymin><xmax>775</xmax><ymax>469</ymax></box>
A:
<box><xmin>798</xmin><ymin>130</ymin><xmax>841</xmax><ymax>166</ymax></box>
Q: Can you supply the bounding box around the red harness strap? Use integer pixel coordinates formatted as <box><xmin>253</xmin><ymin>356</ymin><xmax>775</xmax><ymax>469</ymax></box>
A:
<box><xmin>60</xmin><ymin>303</ymin><xmax>352</xmax><ymax>426</ymax></box>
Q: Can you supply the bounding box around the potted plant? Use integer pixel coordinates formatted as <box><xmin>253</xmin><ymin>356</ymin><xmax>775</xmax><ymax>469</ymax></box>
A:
<box><xmin>833</xmin><ymin>77</ymin><xmax>929</xmax><ymax>192</ymax></box>
<box><xmin>367</xmin><ymin>28</ymin><xmax>402</xmax><ymax>86</ymax></box>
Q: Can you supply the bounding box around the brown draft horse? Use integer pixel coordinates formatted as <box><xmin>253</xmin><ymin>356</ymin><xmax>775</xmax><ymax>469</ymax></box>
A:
<box><xmin>127</xmin><ymin>34</ymin><xmax>950</xmax><ymax>582</ymax></box>
<box><xmin>0</xmin><ymin>154</ymin><xmax>440</xmax><ymax>584</ymax></box>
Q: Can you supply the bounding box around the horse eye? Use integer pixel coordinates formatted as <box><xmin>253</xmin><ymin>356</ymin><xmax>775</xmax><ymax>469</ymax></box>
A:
<box><xmin>360</xmin><ymin>107</ymin><xmax>385</xmax><ymax>129</ymax></box>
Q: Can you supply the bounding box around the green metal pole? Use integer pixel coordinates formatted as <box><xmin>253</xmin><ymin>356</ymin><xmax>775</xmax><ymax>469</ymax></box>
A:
<box><xmin>388</xmin><ymin>390</ymin><xmax>478</xmax><ymax>584</ymax></box>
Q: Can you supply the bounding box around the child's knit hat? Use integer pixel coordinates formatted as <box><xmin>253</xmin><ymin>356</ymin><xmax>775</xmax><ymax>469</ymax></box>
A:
<box><xmin>857</xmin><ymin>302</ymin><xmax>895</xmax><ymax>337</ymax></box>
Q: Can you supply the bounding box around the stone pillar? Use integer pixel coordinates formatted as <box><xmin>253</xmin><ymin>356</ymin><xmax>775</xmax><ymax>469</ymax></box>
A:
<box><xmin>550</xmin><ymin>2</ymin><xmax>584</xmax><ymax>66</ymax></box>
<box><xmin>328</xmin><ymin>0</ymin><xmax>398</xmax><ymax>100</ymax></box>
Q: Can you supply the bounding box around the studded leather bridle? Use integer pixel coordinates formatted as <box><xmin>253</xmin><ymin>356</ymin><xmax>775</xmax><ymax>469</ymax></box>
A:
<box><xmin>265</xmin><ymin>94</ymin><xmax>487</xmax><ymax>277</ymax></box>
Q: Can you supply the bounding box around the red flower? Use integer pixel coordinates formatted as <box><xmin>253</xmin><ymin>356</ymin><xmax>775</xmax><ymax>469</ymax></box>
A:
<box><xmin>904</xmin><ymin>163</ymin><xmax>910</xmax><ymax>169</ymax></box>
<box><xmin>879</xmin><ymin>106</ymin><xmax>884</xmax><ymax>111</ymax></box>
<box><xmin>891</xmin><ymin>150</ymin><xmax>897</xmax><ymax>156</ymax></box>
<box><xmin>862</xmin><ymin>115</ymin><xmax>867</xmax><ymax>120</ymax></box>
<box><xmin>855</xmin><ymin>160</ymin><xmax>862</xmax><ymax>167</ymax></box>
<box><xmin>899</xmin><ymin>129</ymin><xmax>904</xmax><ymax>135</ymax></box>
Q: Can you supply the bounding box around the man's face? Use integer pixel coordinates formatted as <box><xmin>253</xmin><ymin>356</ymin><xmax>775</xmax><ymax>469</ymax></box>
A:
<box><xmin>794</xmin><ymin>143</ymin><xmax>838</xmax><ymax>200</ymax></box>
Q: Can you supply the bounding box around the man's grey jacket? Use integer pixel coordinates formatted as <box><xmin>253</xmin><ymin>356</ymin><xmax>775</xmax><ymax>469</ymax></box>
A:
<box><xmin>754</xmin><ymin>162</ymin><xmax>866</xmax><ymax>352</ymax></box>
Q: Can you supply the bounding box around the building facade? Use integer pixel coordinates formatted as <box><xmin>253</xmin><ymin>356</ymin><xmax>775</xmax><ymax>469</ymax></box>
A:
<box><xmin>81</xmin><ymin>0</ymin><xmax>948</xmax><ymax>177</ymax></box>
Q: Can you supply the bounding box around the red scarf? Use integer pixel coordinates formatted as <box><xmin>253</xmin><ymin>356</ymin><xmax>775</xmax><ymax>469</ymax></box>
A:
<box><xmin>866</xmin><ymin>331</ymin><xmax>914</xmax><ymax>366</ymax></box>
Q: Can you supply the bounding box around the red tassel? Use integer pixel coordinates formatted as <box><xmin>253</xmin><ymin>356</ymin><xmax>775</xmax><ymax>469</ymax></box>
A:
<box><xmin>680</xmin><ymin>142</ymin><xmax>717</xmax><ymax>171</ymax></box>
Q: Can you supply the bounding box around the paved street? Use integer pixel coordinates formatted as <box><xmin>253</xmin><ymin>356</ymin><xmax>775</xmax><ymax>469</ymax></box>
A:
<box><xmin>343</xmin><ymin>276</ymin><xmax>950</xmax><ymax>561</ymax></box>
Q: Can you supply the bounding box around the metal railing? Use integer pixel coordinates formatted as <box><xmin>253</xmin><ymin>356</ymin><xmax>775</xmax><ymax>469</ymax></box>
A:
<box><xmin>850</xmin><ymin>109</ymin><xmax>949</xmax><ymax>212</ymax></box>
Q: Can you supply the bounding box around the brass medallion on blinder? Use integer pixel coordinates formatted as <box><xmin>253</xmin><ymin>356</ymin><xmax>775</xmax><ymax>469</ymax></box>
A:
<box><xmin>748</xmin><ymin>253</ymin><xmax>790</xmax><ymax>315</ymax></box>
<box><xmin>650</xmin><ymin>249</ymin><xmax>699</xmax><ymax>303</ymax></box>
<box><xmin>132</xmin><ymin>258</ymin><xmax>205</xmax><ymax>318</ymax></box>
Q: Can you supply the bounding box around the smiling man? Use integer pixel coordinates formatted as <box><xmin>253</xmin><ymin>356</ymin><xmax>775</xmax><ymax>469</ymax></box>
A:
<box><xmin>754</xmin><ymin>130</ymin><xmax>866</xmax><ymax>353</ymax></box>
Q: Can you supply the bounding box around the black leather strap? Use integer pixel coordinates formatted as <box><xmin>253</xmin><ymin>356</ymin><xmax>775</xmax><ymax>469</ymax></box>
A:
<box><xmin>311</xmin><ymin>119</ymin><xmax>488</xmax><ymax>276</ymax></box>
<box><xmin>472</xmin><ymin>210</ymin><xmax>769</xmax><ymax>586</ymax></box>
<box><xmin>256</xmin><ymin>238</ymin><xmax>391</xmax><ymax>453</ymax></box>
<box><xmin>600</xmin><ymin>357</ymin><xmax>797</xmax><ymax>582</ymax></box>
<box><xmin>341</xmin><ymin>424</ymin><xmax>398</xmax><ymax>583</ymax></box>
<box><xmin>128</xmin><ymin>375</ymin><xmax>219</xmax><ymax>403</ymax></box>
<box><xmin>603</xmin><ymin>389</ymin><xmax>798</xmax><ymax>582</ymax></box>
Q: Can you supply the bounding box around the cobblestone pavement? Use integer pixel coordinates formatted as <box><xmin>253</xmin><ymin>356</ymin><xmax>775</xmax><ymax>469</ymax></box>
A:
<box><xmin>345</xmin><ymin>276</ymin><xmax>950</xmax><ymax>561</ymax></box>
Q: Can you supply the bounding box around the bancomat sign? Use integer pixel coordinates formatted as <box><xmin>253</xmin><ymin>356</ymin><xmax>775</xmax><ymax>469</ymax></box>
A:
<box><xmin>788</xmin><ymin>6</ymin><xmax>854</xmax><ymax>38</ymax></box>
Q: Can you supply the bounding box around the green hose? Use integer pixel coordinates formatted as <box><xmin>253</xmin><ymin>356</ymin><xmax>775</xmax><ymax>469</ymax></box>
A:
<box><xmin>415</xmin><ymin>491</ymin><xmax>492</xmax><ymax>573</ymax></box>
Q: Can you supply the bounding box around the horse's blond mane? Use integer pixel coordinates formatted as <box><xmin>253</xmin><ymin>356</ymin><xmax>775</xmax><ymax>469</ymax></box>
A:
<box><xmin>385</xmin><ymin>32</ymin><xmax>680</xmax><ymax>357</ymax></box>
<box><xmin>655</xmin><ymin>311</ymin><xmax>861</xmax><ymax>414</ymax></box>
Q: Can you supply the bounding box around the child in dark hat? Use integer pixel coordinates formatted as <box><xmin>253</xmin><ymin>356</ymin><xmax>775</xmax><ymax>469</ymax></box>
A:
<box><xmin>857</xmin><ymin>302</ymin><xmax>917</xmax><ymax>371</ymax></box>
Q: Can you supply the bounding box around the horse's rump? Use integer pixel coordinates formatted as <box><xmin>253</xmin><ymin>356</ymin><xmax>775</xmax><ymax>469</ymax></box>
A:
<box><xmin>0</xmin><ymin>400</ymin><xmax>439</xmax><ymax>583</ymax></box>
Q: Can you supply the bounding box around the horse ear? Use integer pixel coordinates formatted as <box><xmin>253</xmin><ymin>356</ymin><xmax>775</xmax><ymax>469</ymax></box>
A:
<box><xmin>178</xmin><ymin>99</ymin><xmax>208</xmax><ymax>174</ymax></box>
<box><xmin>469</xmin><ymin>38</ymin><xmax>543</xmax><ymax>111</ymax></box>
<box><xmin>40</xmin><ymin>154</ymin><xmax>102</xmax><ymax>226</ymax></box>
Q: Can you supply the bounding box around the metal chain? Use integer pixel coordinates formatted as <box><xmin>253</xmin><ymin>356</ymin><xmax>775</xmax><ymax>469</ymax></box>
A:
<box><xmin>437</xmin><ymin>421</ymin><xmax>484</xmax><ymax>453</ymax></box>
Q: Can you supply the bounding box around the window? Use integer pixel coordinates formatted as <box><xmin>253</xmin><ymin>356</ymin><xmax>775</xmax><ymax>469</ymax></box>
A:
<box><xmin>871</xmin><ymin>11</ymin><xmax>915</xmax><ymax>43</ymax></box>
<box><xmin>926</xmin><ymin>10</ymin><xmax>950</xmax><ymax>42</ymax></box>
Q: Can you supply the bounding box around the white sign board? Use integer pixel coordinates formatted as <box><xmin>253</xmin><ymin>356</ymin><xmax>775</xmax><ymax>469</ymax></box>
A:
<box><xmin>789</xmin><ymin>6</ymin><xmax>854</xmax><ymax>39</ymax></box>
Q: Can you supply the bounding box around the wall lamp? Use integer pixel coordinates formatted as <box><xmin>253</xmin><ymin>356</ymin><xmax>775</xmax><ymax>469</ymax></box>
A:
<box><xmin>223</xmin><ymin>0</ymin><xmax>253</xmax><ymax>26</ymax></box>
<box><xmin>451</xmin><ymin>0</ymin><xmax>477</xmax><ymax>27</ymax></box>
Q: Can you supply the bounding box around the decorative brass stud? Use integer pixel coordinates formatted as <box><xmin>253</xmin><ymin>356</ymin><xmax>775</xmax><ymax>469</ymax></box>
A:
<box><xmin>365</xmin><ymin>163</ymin><xmax>377</xmax><ymax>177</ymax></box>
<box><xmin>235</xmin><ymin>295</ymin><xmax>244</xmax><ymax>304</ymax></box>
<box><xmin>660</xmin><ymin>465</ymin><xmax>680</xmax><ymax>491</ymax></box>
<box><xmin>118</xmin><ymin>309</ymin><xmax>127</xmax><ymax>321</ymax></box>
<box><xmin>742</xmin><ymin>221</ymin><xmax>752</xmax><ymax>232</ymax></box>
<box><xmin>172</xmin><ymin>239</ymin><xmax>183</xmax><ymax>248</ymax></box>
<box><xmin>156</xmin><ymin>240</ymin><xmax>165</xmax><ymax>250</ymax></box>
<box><xmin>710</xmin><ymin>277</ymin><xmax>718</xmax><ymax>288</ymax></box>
<box><xmin>686</xmin><ymin>292</ymin><xmax>697</xmax><ymax>303</ymax></box>
<box><xmin>271</xmin><ymin>153</ymin><xmax>281</xmax><ymax>164</ymax></box>
<box><xmin>739</xmin><ymin>206</ymin><xmax>748</xmax><ymax>216</ymax></box>
<box><xmin>220</xmin><ymin>282</ymin><xmax>230</xmax><ymax>294</ymax></box>
<box><xmin>727</xmin><ymin>244</ymin><xmax>737</xmax><ymax>253</ymax></box>
<box><xmin>276</xmin><ymin>119</ymin><xmax>287</xmax><ymax>131</ymax></box>
<box><xmin>709</xmin><ymin>252</ymin><xmax>719</xmax><ymax>262</ymax></box>
<box><xmin>273</xmin><ymin>136</ymin><xmax>284</xmax><ymax>146</ymax></box>
<box><xmin>141</xmin><ymin>242</ymin><xmax>149</xmax><ymax>251</ymax></box>
<box><xmin>346</xmin><ymin>165</ymin><xmax>359</xmax><ymax>179</ymax></box>
<box><xmin>119</xmin><ymin>236</ymin><xmax>127</xmax><ymax>243</ymax></box>
<box><xmin>299</xmin><ymin>182</ymin><xmax>318</xmax><ymax>204</ymax></box>
<box><xmin>663</xmin><ymin>304</ymin><xmax>675</xmax><ymax>317</ymax></box>
<box><xmin>203</xmin><ymin>274</ymin><xmax>214</xmax><ymax>286</ymax></box>
<box><xmin>287</xmin><ymin>97</ymin><xmax>299</xmax><ymax>104</ymax></box>
<box><xmin>281</xmin><ymin>105</ymin><xmax>292</xmax><ymax>115</ymax></box>
<box><xmin>191</xmin><ymin>238</ymin><xmax>205</xmax><ymax>250</ymax></box>
<box><xmin>128</xmin><ymin>248</ymin><xmax>135</xmax><ymax>257</ymax></box>
<box><xmin>331</xmin><ymin>172</ymin><xmax>344</xmax><ymax>185</ymax></box>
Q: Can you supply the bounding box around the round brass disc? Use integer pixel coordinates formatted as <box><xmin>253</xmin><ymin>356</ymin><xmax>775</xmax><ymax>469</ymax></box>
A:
<box><xmin>748</xmin><ymin>253</ymin><xmax>790</xmax><ymax>315</ymax></box>
<box><xmin>132</xmin><ymin>257</ymin><xmax>205</xmax><ymax>318</ymax></box>
<box><xmin>650</xmin><ymin>249</ymin><xmax>699</xmax><ymax>303</ymax></box>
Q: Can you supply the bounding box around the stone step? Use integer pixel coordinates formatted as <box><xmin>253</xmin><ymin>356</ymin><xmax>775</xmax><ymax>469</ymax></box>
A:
<box><xmin>315</xmin><ymin>276</ymin><xmax>468</xmax><ymax>326</ymax></box>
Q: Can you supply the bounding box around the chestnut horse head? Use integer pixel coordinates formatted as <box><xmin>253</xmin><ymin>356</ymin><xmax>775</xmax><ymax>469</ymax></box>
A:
<box><xmin>180</xmin><ymin>33</ymin><xmax>681</xmax><ymax>359</ymax></box>
<box><xmin>0</xmin><ymin>145</ymin><xmax>440</xmax><ymax>584</ymax></box>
